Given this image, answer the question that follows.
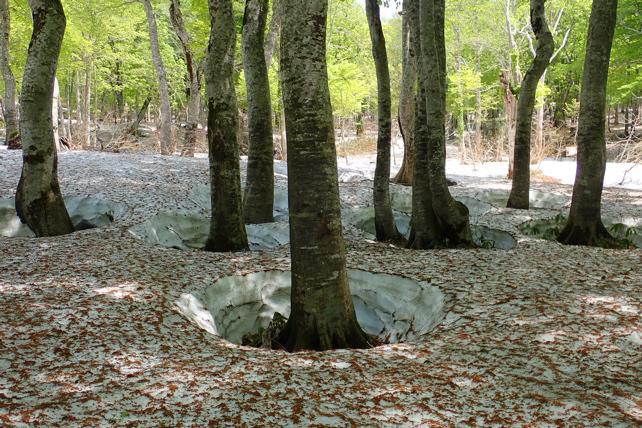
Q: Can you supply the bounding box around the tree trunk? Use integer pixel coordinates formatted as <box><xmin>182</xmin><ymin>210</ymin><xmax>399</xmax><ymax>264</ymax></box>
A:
<box><xmin>393</xmin><ymin>0</ymin><xmax>416</xmax><ymax>185</ymax></box>
<box><xmin>365</xmin><ymin>0</ymin><xmax>400</xmax><ymax>242</ymax></box>
<box><xmin>263</xmin><ymin>0</ymin><xmax>281</xmax><ymax>68</ymax></box>
<box><xmin>142</xmin><ymin>0</ymin><xmax>173</xmax><ymax>155</ymax></box>
<box><xmin>277</xmin><ymin>0</ymin><xmax>369</xmax><ymax>352</ymax></box>
<box><xmin>204</xmin><ymin>0</ymin><xmax>248</xmax><ymax>252</ymax></box>
<box><xmin>416</xmin><ymin>0</ymin><xmax>473</xmax><ymax>247</ymax></box>
<box><xmin>81</xmin><ymin>59</ymin><xmax>91</xmax><ymax>148</ymax></box>
<box><xmin>474</xmin><ymin>49</ymin><xmax>482</xmax><ymax>156</ymax></box>
<box><xmin>242</xmin><ymin>0</ymin><xmax>274</xmax><ymax>224</ymax></box>
<box><xmin>0</xmin><ymin>0</ymin><xmax>18</xmax><ymax>146</ymax></box>
<box><xmin>507</xmin><ymin>0</ymin><xmax>554</xmax><ymax>209</ymax></box>
<box><xmin>169</xmin><ymin>0</ymin><xmax>200</xmax><ymax>157</ymax></box>
<box><xmin>53</xmin><ymin>77</ymin><xmax>60</xmax><ymax>150</ymax></box>
<box><xmin>15</xmin><ymin>0</ymin><xmax>73</xmax><ymax>237</ymax></box>
<box><xmin>127</xmin><ymin>95</ymin><xmax>151</xmax><ymax>135</ymax></box>
<box><xmin>557</xmin><ymin>0</ymin><xmax>618</xmax><ymax>247</ymax></box>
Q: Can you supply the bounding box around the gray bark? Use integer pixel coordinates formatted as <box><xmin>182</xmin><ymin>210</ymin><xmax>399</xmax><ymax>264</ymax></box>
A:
<box><xmin>15</xmin><ymin>0</ymin><xmax>73</xmax><ymax>237</ymax></box>
<box><xmin>277</xmin><ymin>0</ymin><xmax>369</xmax><ymax>352</ymax></box>
<box><xmin>0</xmin><ymin>0</ymin><xmax>18</xmax><ymax>145</ymax></box>
<box><xmin>507</xmin><ymin>0</ymin><xmax>554</xmax><ymax>209</ymax></box>
<box><xmin>169</xmin><ymin>0</ymin><xmax>200</xmax><ymax>157</ymax></box>
<box><xmin>142</xmin><ymin>0</ymin><xmax>173</xmax><ymax>155</ymax></box>
<box><xmin>242</xmin><ymin>0</ymin><xmax>274</xmax><ymax>224</ymax></box>
<box><xmin>365</xmin><ymin>0</ymin><xmax>400</xmax><ymax>242</ymax></box>
<box><xmin>263</xmin><ymin>0</ymin><xmax>281</xmax><ymax>68</ymax></box>
<box><xmin>80</xmin><ymin>59</ymin><xmax>91</xmax><ymax>148</ymax></box>
<box><xmin>204</xmin><ymin>0</ymin><xmax>248</xmax><ymax>252</ymax></box>
<box><xmin>558</xmin><ymin>0</ymin><xmax>618</xmax><ymax>247</ymax></box>
<box><xmin>53</xmin><ymin>77</ymin><xmax>60</xmax><ymax>149</ymax></box>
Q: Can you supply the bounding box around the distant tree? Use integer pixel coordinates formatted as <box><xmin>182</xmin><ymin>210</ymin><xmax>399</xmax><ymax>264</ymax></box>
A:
<box><xmin>557</xmin><ymin>0</ymin><xmax>619</xmax><ymax>247</ymax></box>
<box><xmin>365</xmin><ymin>0</ymin><xmax>401</xmax><ymax>242</ymax></box>
<box><xmin>507</xmin><ymin>0</ymin><xmax>554</xmax><ymax>209</ymax></box>
<box><xmin>15</xmin><ymin>0</ymin><xmax>74</xmax><ymax>237</ymax></box>
<box><xmin>242</xmin><ymin>0</ymin><xmax>274</xmax><ymax>224</ymax></box>
<box><xmin>0</xmin><ymin>0</ymin><xmax>19</xmax><ymax>148</ymax></box>
<box><xmin>277</xmin><ymin>0</ymin><xmax>369</xmax><ymax>352</ymax></box>
<box><xmin>204</xmin><ymin>0</ymin><xmax>248</xmax><ymax>252</ymax></box>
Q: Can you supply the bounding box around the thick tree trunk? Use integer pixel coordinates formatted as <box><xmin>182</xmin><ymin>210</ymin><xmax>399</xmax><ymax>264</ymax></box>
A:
<box><xmin>169</xmin><ymin>0</ymin><xmax>200</xmax><ymax>157</ymax></box>
<box><xmin>142</xmin><ymin>0</ymin><xmax>173</xmax><ymax>155</ymax></box>
<box><xmin>393</xmin><ymin>0</ymin><xmax>416</xmax><ymax>185</ymax></box>
<box><xmin>417</xmin><ymin>0</ymin><xmax>473</xmax><ymax>247</ymax></box>
<box><xmin>15</xmin><ymin>0</ymin><xmax>73</xmax><ymax>237</ymax></box>
<box><xmin>242</xmin><ymin>0</ymin><xmax>274</xmax><ymax>224</ymax></box>
<box><xmin>278</xmin><ymin>0</ymin><xmax>369</xmax><ymax>352</ymax></box>
<box><xmin>507</xmin><ymin>0</ymin><xmax>554</xmax><ymax>209</ymax></box>
<box><xmin>204</xmin><ymin>0</ymin><xmax>248</xmax><ymax>252</ymax></box>
<box><xmin>557</xmin><ymin>0</ymin><xmax>618</xmax><ymax>247</ymax></box>
<box><xmin>365</xmin><ymin>0</ymin><xmax>400</xmax><ymax>242</ymax></box>
<box><xmin>0</xmin><ymin>0</ymin><xmax>18</xmax><ymax>146</ymax></box>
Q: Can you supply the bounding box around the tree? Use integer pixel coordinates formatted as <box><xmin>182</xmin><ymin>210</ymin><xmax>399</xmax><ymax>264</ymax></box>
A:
<box><xmin>142</xmin><ymin>0</ymin><xmax>173</xmax><ymax>155</ymax></box>
<box><xmin>557</xmin><ymin>0</ymin><xmax>619</xmax><ymax>247</ymax></box>
<box><xmin>507</xmin><ymin>0</ymin><xmax>554</xmax><ymax>209</ymax></box>
<box><xmin>277</xmin><ymin>0</ymin><xmax>369</xmax><ymax>352</ymax></box>
<box><xmin>409</xmin><ymin>0</ymin><xmax>474</xmax><ymax>248</ymax></box>
<box><xmin>0</xmin><ymin>0</ymin><xmax>19</xmax><ymax>148</ymax></box>
<box><xmin>169</xmin><ymin>0</ymin><xmax>201</xmax><ymax>157</ymax></box>
<box><xmin>365</xmin><ymin>0</ymin><xmax>401</xmax><ymax>242</ymax></box>
<box><xmin>15</xmin><ymin>0</ymin><xmax>74</xmax><ymax>237</ymax></box>
<box><xmin>204</xmin><ymin>0</ymin><xmax>248</xmax><ymax>252</ymax></box>
<box><xmin>242</xmin><ymin>0</ymin><xmax>274</xmax><ymax>224</ymax></box>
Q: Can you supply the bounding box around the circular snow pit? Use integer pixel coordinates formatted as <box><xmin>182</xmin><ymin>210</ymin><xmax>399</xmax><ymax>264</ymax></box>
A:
<box><xmin>128</xmin><ymin>211</ymin><xmax>290</xmax><ymax>250</ymax></box>
<box><xmin>471</xmin><ymin>225</ymin><xmax>517</xmax><ymax>249</ymax></box>
<box><xmin>0</xmin><ymin>196</ymin><xmax>127</xmax><ymax>237</ymax></box>
<box><xmin>175</xmin><ymin>269</ymin><xmax>447</xmax><ymax>345</ymax></box>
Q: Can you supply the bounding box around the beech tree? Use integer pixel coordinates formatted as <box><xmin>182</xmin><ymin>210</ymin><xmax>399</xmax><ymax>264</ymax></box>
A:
<box><xmin>507</xmin><ymin>0</ymin><xmax>554</xmax><ymax>209</ymax></box>
<box><xmin>15</xmin><ymin>0</ymin><xmax>74</xmax><ymax>237</ymax></box>
<box><xmin>0</xmin><ymin>0</ymin><xmax>18</xmax><ymax>147</ymax></box>
<box><xmin>204</xmin><ymin>0</ymin><xmax>248</xmax><ymax>252</ymax></box>
<box><xmin>557</xmin><ymin>0</ymin><xmax>618</xmax><ymax>247</ymax></box>
<box><xmin>365</xmin><ymin>0</ymin><xmax>400</xmax><ymax>242</ymax></box>
<box><xmin>277</xmin><ymin>0</ymin><xmax>369</xmax><ymax>352</ymax></box>
<box><xmin>242</xmin><ymin>0</ymin><xmax>274</xmax><ymax>224</ymax></box>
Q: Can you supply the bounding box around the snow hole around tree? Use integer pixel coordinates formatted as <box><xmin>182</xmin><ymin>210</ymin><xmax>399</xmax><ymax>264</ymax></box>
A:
<box><xmin>0</xmin><ymin>196</ymin><xmax>128</xmax><ymax>237</ymax></box>
<box><xmin>175</xmin><ymin>269</ymin><xmax>447</xmax><ymax>346</ymax></box>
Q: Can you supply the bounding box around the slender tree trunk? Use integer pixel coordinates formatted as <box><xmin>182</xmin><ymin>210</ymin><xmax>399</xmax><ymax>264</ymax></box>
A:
<box><xmin>142</xmin><ymin>0</ymin><xmax>173</xmax><ymax>155</ymax></box>
<box><xmin>53</xmin><ymin>77</ymin><xmax>60</xmax><ymax>150</ymax></box>
<box><xmin>277</xmin><ymin>0</ymin><xmax>369</xmax><ymax>352</ymax></box>
<box><xmin>558</xmin><ymin>0</ymin><xmax>618</xmax><ymax>247</ymax></box>
<box><xmin>15</xmin><ymin>0</ymin><xmax>73</xmax><ymax>237</ymax></box>
<box><xmin>416</xmin><ymin>0</ymin><xmax>473</xmax><ymax>247</ymax></box>
<box><xmin>81</xmin><ymin>58</ymin><xmax>91</xmax><ymax>148</ymax></box>
<box><xmin>263</xmin><ymin>0</ymin><xmax>281</xmax><ymax>68</ymax></box>
<box><xmin>242</xmin><ymin>0</ymin><xmax>274</xmax><ymax>224</ymax></box>
<box><xmin>127</xmin><ymin>95</ymin><xmax>151</xmax><ymax>134</ymax></box>
<box><xmin>365</xmin><ymin>0</ymin><xmax>400</xmax><ymax>242</ymax></box>
<box><xmin>393</xmin><ymin>0</ymin><xmax>416</xmax><ymax>185</ymax></box>
<box><xmin>474</xmin><ymin>49</ymin><xmax>483</xmax><ymax>155</ymax></box>
<box><xmin>507</xmin><ymin>0</ymin><xmax>554</xmax><ymax>209</ymax></box>
<box><xmin>204</xmin><ymin>0</ymin><xmax>248</xmax><ymax>252</ymax></box>
<box><xmin>169</xmin><ymin>0</ymin><xmax>201</xmax><ymax>157</ymax></box>
<box><xmin>66</xmin><ymin>76</ymin><xmax>72</xmax><ymax>138</ymax></box>
<box><xmin>0</xmin><ymin>0</ymin><xmax>18</xmax><ymax>146</ymax></box>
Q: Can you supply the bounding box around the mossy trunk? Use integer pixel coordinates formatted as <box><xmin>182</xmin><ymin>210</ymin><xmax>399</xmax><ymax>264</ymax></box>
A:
<box><xmin>278</xmin><ymin>0</ymin><xmax>369</xmax><ymax>352</ymax></box>
<box><xmin>143</xmin><ymin>0</ymin><xmax>173</xmax><ymax>155</ymax></box>
<box><xmin>15</xmin><ymin>0</ymin><xmax>73</xmax><ymax>237</ymax></box>
<box><xmin>0</xmin><ymin>0</ymin><xmax>18</xmax><ymax>145</ymax></box>
<box><xmin>365</xmin><ymin>0</ymin><xmax>401</xmax><ymax>242</ymax></box>
<box><xmin>507</xmin><ymin>0</ymin><xmax>554</xmax><ymax>209</ymax></box>
<box><xmin>204</xmin><ymin>0</ymin><xmax>248</xmax><ymax>252</ymax></box>
<box><xmin>557</xmin><ymin>0</ymin><xmax>618</xmax><ymax>247</ymax></box>
<box><xmin>393</xmin><ymin>0</ymin><xmax>416</xmax><ymax>186</ymax></box>
<box><xmin>242</xmin><ymin>0</ymin><xmax>274</xmax><ymax>224</ymax></box>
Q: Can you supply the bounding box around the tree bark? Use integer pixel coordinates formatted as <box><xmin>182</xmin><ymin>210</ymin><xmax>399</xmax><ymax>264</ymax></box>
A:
<box><xmin>80</xmin><ymin>58</ymin><xmax>91</xmax><ymax>148</ymax></box>
<box><xmin>169</xmin><ymin>0</ymin><xmax>200</xmax><ymax>157</ymax></box>
<box><xmin>204</xmin><ymin>0</ymin><xmax>248</xmax><ymax>252</ymax></box>
<box><xmin>365</xmin><ymin>0</ymin><xmax>401</xmax><ymax>242</ymax></box>
<box><xmin>142</xmin><ymin>0</ymin><xmax>173</xmax><ymax>155</ymax></box>
<box><xmin>263</xmin><ymin>0</ymin><xmax>281</xmax><ymax>68</ymax></box>
<box><xmin>393</xmin><ymin>0</ymin><xmax>416</xmax><ymax>185</ymax></box>
<box><xmin>277</xmin><ymin>0</ymin><xmax>369</xmax><ymax>352</ymax></box>
<box><xmin>242</xmin><ymin>0</ymin><xmax>274</xmax><ymax>224</ymax></box>
<box><xmin>557</xmin><ymin>0</ymin><xmax>618</xmax><ymax>247</ymax></box>
<box><xmin>53</xmin><ymin>77</ymin><xmax>60</xmax><ymax>150</ymax></box>
<box><xmin>0</xmin><ymin>0</ymin><xmax>18</xmax><ymax>146</ymax></box>
<box><xmin>416</xmin><ymin>0</ymin><xmax>473</xmax><ymax>247</ymax></box>
<box><xmin>15</xmin><ymin>0</ymin><xmax>73</xmax><ymax>237</ymax></box>
<box><xmin>127</xmin><ymin>95</ymin><xmax>151</xmax><ymax>135</ymax></box>
<box><xmin>507</xmin><ymin>0</ymin><xmax>554</xmax><ymax>209</ymax></box>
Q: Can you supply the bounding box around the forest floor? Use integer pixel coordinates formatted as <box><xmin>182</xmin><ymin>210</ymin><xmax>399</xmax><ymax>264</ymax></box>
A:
<box><xmin>0</xmin><ymin>145</ymin><xmax>641</xmax><ymax>426</ymax></box>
